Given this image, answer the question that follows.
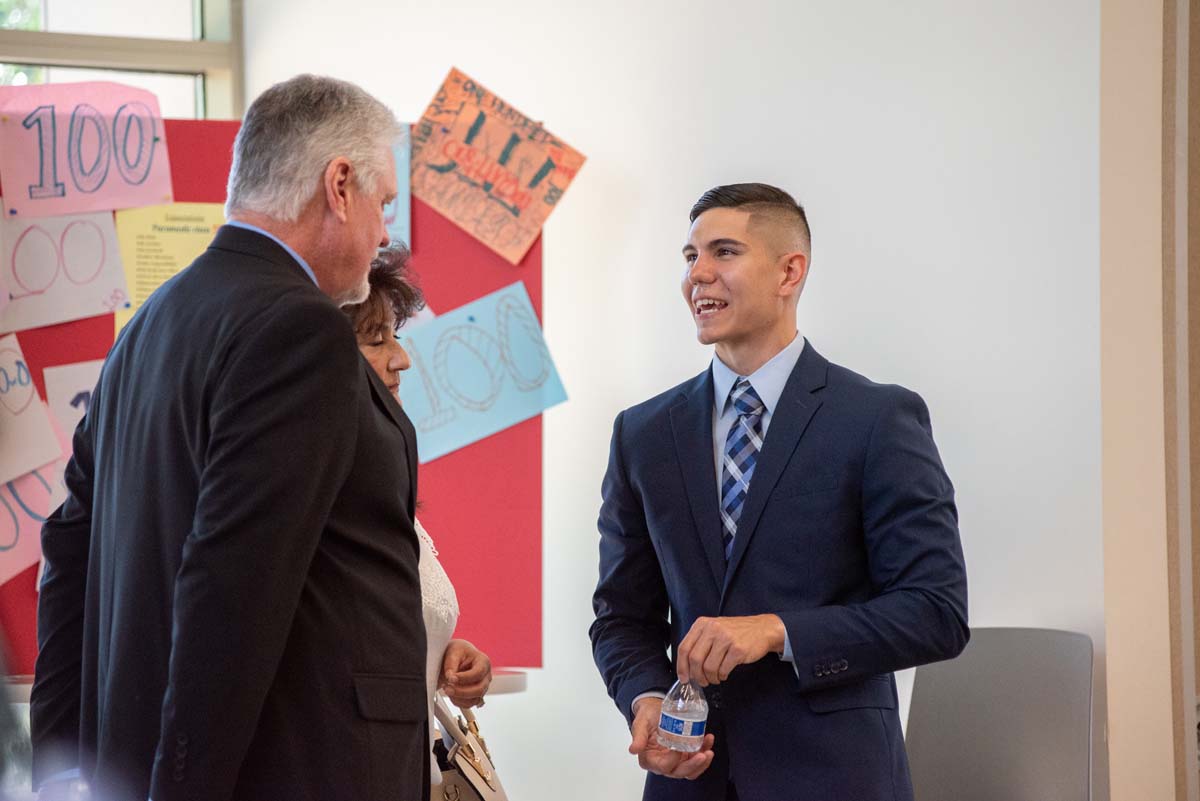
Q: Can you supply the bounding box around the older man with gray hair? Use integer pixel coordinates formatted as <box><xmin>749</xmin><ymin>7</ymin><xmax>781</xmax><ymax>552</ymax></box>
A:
<box><xmin>31</xmin><ymin>74</ymin><xmax>427</xmax><ymax>801</ymax></box>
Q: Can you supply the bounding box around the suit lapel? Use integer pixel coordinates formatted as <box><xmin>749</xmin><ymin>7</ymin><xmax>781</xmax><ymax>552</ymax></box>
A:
<box><xmin>669</xmin><ymin>370</ymin><xmax>726</xmax><ymax>593</ymax></box>
<box><xmin>364</xmin><ymin>362</ymin><xmax>420</xmax><ymax>517</ymax></box>
<box><xmin>721</xmin><ymin>345</ymin><xmax>829</xmax><ymax>602</ymax></box>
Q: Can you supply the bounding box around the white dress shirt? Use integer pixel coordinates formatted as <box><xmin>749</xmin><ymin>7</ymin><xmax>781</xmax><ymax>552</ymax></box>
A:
<box><xmin>632</xmin><ymin>332</ymin><xmax>806</xmax><ymax>714</ymax></box>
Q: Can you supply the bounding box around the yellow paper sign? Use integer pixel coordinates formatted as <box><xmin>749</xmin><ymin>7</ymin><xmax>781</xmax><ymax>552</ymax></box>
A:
<box><xmin>411</xmin><ymin>68</ymin><xmax>585</xmax><ymax>265</ymax></box>
<box><xmin>113</xmin><ymin>202</ymin><xmax>224</xmax><ymax>333</ymax></box>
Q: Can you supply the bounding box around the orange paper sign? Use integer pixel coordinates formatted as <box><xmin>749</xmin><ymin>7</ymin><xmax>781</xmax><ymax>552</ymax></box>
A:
<box><xmin>411</xmin><ymin>68</ymin><xmax>584</xmax><ymax>265</ymax></box>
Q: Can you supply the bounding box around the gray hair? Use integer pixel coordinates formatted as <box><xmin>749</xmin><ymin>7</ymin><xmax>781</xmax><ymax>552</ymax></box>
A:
<box><xmin>225</xmin><ymin>74</ymin><xmax>402</xmax><ymax>222</ymax></box>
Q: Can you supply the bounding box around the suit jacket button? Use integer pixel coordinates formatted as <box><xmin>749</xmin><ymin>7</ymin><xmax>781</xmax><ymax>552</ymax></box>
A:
<box><xmin>173</xmin><ymin>769</ymin><xmax>185</xmax><ymax>782</ymax></box>
<box><xmin>176</xmin><ymin>734</ymin><xmax>188</xmax><ymax>746</ymax></box>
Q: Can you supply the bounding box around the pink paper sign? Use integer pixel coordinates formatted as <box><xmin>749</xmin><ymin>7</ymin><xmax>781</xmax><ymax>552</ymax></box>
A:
<box><xmin>0</xmin><ymin>81</ymin><xmax>174</xmax><ymax>218</ymax></box>
<box><xmin>0</xmin><ymin>460</ymin><xmax>65</xmax><ymax>587</ymax></box>
<box><xmin>0</xmin><ymin>414</ymin><xmax>69</xmax><ymax>587</ymax></box>
<box><xmin>0</xmin><ymin>208</ymin><xmax>130</xmax><ymax>334</ymax></box>
<box><xmin>0</xmin><ymin>333</ymin><xmax>62</xmax><ymax>485</ymax></box>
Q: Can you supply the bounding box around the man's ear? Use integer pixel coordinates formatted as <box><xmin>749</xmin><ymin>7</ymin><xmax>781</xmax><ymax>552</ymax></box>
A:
<box><xmin>779</xmin><ymin>250</ymin><xmax>809</xmax><ymax>296</ymax></box>
<box><xmin>323</xmin><ymin>157</ymin><xmax>353</xmax><ymax>223</ymax></box>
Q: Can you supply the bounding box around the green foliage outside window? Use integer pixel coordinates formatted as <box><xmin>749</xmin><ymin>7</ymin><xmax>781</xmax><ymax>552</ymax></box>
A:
<box><xmin>0</xmin><ymin>0</ymin><xmax>40</xmax><ymax>31</ymax></box>
<box><xmin>1</xmin><ymin>0</ymin><xmax>44</xmax><ymax>86</ymax></box>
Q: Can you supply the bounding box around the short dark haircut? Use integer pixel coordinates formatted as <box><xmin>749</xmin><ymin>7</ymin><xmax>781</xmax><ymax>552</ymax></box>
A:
<box><xmin>343</xmin><ymin>241</ymin><xmax>425</xmax><ymax>334</ymax></box>
<box><xmin>689</xmin><ymin>183</ymin><xmax>811</xmax><ymax>253</ymax></box>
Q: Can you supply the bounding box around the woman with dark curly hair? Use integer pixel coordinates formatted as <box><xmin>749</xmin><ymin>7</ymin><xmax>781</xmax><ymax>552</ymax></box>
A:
<box><xmin>342</xmin><ymin>242</ymin><xmax>425</xmax><ymax>396</ymax></box>
<box><xmin>342</xmin><ymin>242</ymin><xmax>493</xmax><ymax>789</ymax></box>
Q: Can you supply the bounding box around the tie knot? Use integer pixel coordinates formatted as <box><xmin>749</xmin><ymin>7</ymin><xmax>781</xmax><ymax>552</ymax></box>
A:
<box><xmin>730</xmin><ymin>378</ymin><xmax>764</xmax><ymax>418</ymax></box>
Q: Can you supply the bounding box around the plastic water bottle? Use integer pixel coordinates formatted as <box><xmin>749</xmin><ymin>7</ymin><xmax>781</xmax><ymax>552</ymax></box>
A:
<box><xmin>656</xmin><ymin>680</ymin><xmax>708</xmax><ymax>752</ymax></box>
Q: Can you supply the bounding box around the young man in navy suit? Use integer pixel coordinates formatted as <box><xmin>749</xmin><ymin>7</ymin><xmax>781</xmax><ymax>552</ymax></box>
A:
<box><xmin>591</xmin><ymin>183</ymin><xmax>969</xmax><ymax>800</ymax></box>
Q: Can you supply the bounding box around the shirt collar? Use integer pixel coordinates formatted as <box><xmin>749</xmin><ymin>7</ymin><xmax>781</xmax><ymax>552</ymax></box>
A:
<box><xmin>225</xmin><ymin>220</ymin><xmax>319</xmax><ymax>287</ymax></box>
<box><xmin>711</xmin><ymin>332</ymin><xmax>806</xmax><ymax>416</ymax></box>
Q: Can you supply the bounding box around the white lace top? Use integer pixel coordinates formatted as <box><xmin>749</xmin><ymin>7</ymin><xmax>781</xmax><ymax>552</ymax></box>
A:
<box><xmin>416</xmin><ymin>518</ymin><xmax>460</xmax><ymax>786</ymax></box>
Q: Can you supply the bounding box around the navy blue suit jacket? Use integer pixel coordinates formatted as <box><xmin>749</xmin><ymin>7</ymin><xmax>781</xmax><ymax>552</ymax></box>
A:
<box><xmin>590</xmin><ymin>342</ymin><xmax>968</xmax><ymax>801</ymax></box>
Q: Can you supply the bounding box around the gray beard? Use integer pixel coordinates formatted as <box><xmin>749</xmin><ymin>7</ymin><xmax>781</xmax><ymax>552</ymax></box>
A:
<box><xmin>334</xmin><ymin>276</ymin><xmax>371</xmax><ymax>308</ymax></box>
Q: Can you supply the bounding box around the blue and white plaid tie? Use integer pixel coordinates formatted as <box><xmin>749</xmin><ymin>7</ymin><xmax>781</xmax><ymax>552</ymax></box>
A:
<box><xmin>720</xmin><ymin>378</ymin><xmax>765</xmax><ymax>560</ymax></box>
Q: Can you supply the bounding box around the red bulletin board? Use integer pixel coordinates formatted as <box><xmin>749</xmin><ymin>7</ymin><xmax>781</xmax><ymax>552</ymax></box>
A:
<box><xmin>408</xmin><ymin>200</ymin><xmax>543</xmax><ymax>668</ymax></box>
<box><xmin>1</xmin><ymin>119</ymin><xmax>542</xmax><ymax>674</ymax></box>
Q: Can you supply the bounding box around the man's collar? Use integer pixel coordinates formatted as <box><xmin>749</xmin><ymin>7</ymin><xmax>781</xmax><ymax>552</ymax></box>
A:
<box><xmin>710</xmin><ymin>332</ymin><xmax>806</xmax><ymax>415</ymax></box>
<box><xmin>224</xmin><ymin>219</ymin><xmax>319</xmax><ymax>287</ymax></box>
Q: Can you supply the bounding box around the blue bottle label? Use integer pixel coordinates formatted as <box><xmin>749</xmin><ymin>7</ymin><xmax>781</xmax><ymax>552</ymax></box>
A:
<box><xmin>659</xmin><ymin>713</ymin><xmax>706</xmax><ymax>737</ymax></box>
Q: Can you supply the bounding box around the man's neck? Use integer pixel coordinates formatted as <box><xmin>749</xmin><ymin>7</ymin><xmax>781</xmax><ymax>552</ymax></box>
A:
<box><xmin>229</xmin><ymin>210</ymin><xmax>326</xmax><ymax>277</ymax></box>
<box><xmin>714</xmin><ymin>327</ymin><xmax>798</xmax><ymax>377</ymax></box>
<box><xmin>229</xmin><ymin>211</ymin><xmax>306</xmax><ymax>253</ymax></box>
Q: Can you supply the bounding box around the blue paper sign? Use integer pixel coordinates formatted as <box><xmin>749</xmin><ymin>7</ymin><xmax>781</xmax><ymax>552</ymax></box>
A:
<box><xmin>398</xmin><ymin>282</ymin><xmax>566</xmax><ymax>462</ymax></box>
<box><xmin>384</xmin><ymin>124</ymin><xmax>412</xmax><ymax>246</ymax></box>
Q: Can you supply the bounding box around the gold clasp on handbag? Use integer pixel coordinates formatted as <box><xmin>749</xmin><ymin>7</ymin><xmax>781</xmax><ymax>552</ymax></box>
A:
<box><xmin>466</xmin><ymin>717</ymin><xmax>494</xmax><ymax>763</ymax></box>
<box><xmin>458</xmin><ymin>742</ymin><xmax>497</xmax><ymax>791</ymax></box>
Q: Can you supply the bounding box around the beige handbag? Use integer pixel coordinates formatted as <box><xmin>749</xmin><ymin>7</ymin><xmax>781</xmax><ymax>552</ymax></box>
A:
<box><xmin>431</xmin><ymin>692</ymin><xmax>509</xmax><ymax>801</ymax></box>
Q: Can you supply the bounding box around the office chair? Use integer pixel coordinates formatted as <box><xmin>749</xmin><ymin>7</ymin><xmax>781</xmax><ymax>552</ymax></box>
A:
<box><xmin>905</xmin><ymin>626</ymin><xmax>1093</xmax><ymax>801</ymax></box>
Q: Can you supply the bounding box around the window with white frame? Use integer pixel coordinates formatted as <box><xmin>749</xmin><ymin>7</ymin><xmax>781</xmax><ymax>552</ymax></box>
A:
<box><xmin>0</xmin><ymin>0</ymin><xmax>242</xmax><ymax>119</ymax></box>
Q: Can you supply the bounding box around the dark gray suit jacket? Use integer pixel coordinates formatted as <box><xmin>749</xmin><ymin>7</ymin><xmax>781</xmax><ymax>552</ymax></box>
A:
<box><xmin>31</xmin><ymin>225</ymin><xmax>429</xmax><ymax>801</ymax></box>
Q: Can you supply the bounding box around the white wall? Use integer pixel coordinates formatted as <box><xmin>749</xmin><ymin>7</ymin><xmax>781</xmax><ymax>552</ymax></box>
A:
<box><xmin>244</xmin><ymin>2</ymin><xmax>1104</xmax><ymax>798</ymax></box>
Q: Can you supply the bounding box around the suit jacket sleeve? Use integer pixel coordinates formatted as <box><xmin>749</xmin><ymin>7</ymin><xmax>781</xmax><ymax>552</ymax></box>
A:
<box><xmin>31</xmin><ymin>405</ymin><xmax>99</xmax><ymax>785</ymax></box>
<box><xmin>149</xmin><ymin>295</ymin><xmax>361</xmax><ymax>801</ymax></box>
<box><xmin>779</xmin><ymin>386</ymin><xmax>969</xmax><ymax>692</ymax></box>
<box><xmin>590</xmin><ymin>411</ymin><xmax>676</xmax><ymax>724</ymax></box>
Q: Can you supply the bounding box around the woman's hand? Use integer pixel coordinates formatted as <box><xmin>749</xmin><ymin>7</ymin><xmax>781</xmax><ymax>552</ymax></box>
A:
<box><xmin>439</xmin><ymin>638</ymin><xmax>492</xmax><ymax>708</ymax></box>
